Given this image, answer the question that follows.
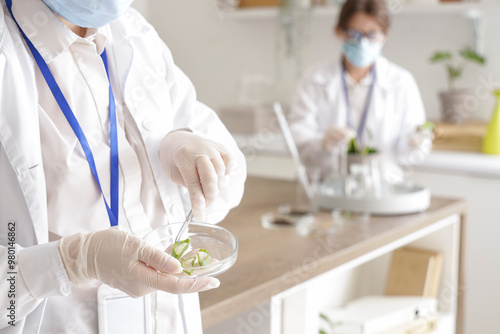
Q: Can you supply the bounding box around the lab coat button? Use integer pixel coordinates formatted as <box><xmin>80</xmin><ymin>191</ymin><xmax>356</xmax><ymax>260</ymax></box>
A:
<box><xmin>142</xmin><ymin>118</ymin><xmax>155</xmax><ymax>131</ymax></box>
<box><xmin>169</xmin><ymin>203</ymin><xmax>184</xmax><ymax>220</ymax></box>
<box><xmin>61</xmin><ymin>282</ymin><xmax>72</xmax><ymax>295</ymax></box>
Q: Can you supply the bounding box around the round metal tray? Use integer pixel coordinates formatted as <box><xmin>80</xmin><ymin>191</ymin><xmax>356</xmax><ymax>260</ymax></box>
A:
<box><xmin>314</xmin><ymin>184</ymin><xmax>430</xmax><ymax>215</ymax></box>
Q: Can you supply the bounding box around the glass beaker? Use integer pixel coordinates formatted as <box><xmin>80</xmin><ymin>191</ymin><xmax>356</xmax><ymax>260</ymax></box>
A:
<box><xmin>336</xmin><ymin>153</ymin><xmax>383</xmax><ymax>224</ymax></box>
<box><xmin>347</xmin><ymin>152</ymin><xmax>385</xmax><ymax>198</ymax></box>
<box><xmin>318</xmin><ymin>144</ymin><xmax>348</xmax><ymax>197</ymax></box>
<box><xmin>345</xmin><ymin>163</ymin><xmax>372</xmax><ymax>198</ymax></box>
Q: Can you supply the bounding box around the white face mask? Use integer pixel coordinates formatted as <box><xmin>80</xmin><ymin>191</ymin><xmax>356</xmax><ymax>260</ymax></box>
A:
<box><xmin>43</xmin><ymin>0</ymin><xmax>135</xmax><ymax>28</ymax></box>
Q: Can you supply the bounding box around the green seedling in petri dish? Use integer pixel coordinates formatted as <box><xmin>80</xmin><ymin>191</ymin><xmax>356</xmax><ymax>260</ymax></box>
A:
<box><xmin>171</xmin><ymin>238</ymin><xmax>190</xmax><ymax>260</ymax></box>
<box><xmin>168</xmin><ymin>239</ymin><xmax>213</xmax><ymax>276</ymax></box>
<box><xmin>197</xmin><ymin>249</ymin><xmax>211</xmax><ymax>267</ymax></box>
<box><xmin>181</xmin><ymin>256</ymin><xmax>196</xmax><ymax>276</ymax></box>
<box><xmin>348</xmin><ymin>138</ymin><xmax>377</xmax><ymax>155</ymax></box>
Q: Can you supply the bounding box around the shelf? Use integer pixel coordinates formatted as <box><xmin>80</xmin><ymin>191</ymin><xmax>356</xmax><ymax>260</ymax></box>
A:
<box><xmin>223</xmin><ymin>2</ymin><xmax>482</xmax><ymax>20</ymax></box>
<box><xmin>397</xmin><ymin>2</ymin><xmax>482</xmax><ymax>16</ymax></box>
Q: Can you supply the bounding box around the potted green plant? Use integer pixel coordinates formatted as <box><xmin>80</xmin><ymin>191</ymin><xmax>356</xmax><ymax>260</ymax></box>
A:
<box><xmin>430</xmin><ymin>46</ymin><xmax>486</xmax><ymax>123</ymax></box>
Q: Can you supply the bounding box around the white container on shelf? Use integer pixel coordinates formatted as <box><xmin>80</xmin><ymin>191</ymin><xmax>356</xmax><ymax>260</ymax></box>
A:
<box><xmin>319</xmin><ymin>296</ymin><xmax>438</xmax><ymax>334</ymax></box>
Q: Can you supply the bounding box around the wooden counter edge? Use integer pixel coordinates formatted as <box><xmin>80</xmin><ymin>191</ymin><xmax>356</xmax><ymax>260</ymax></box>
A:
<box><xmin>201</xmin><ymin>199</ymin><xmax>467</xmax><ymax>329</ymax></box>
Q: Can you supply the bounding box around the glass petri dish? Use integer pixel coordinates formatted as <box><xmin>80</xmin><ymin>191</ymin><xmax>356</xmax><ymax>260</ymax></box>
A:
<box><xmin>143</xmin><ymin>222</ymin><xmax>238</xmax><ymax>278</ymax></box>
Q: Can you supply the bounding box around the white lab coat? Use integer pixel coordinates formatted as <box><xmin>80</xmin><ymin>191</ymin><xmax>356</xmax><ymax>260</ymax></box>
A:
<box><xmin>0</xmin><ymin>4</ymin><xmax>246</xmax><ymax>333</ymax></box>
<box><xmin>289</xmin><ymin>57</ymin><xmax>427</xmax><ymax>180</ymax></box>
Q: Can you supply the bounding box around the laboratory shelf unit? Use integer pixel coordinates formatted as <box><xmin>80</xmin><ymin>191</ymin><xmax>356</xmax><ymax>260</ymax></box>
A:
<box><xmin>224</xmin><ymin>2</ymin><xmax>482</xmax><ymax>20</ymax></box>
<box><xmin>200</xmin><ymin>177</ymin><xmax>466</xmax><ymax>334</ymax></box>
<box><xmin>274</xmin><ymin>214</ymin><xmax>461</xmax><ymax>334</ymax></box>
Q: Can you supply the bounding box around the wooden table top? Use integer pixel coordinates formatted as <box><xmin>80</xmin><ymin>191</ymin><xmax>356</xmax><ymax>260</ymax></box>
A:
<box><xmin>199</xmin><ymin>177</ymin><xmax>467</xmax><ymax>328</ymax></box>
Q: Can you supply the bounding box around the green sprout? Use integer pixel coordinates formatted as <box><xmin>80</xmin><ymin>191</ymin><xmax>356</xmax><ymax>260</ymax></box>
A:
<box><xmin>347</xmin><ymin>138</ymin><xmax>377</xmax><ymax>155</ymax></box>
<box><xmin>419</xmin><ymin>121</ymin><xmax>435</xmax><ymax>132</ymax></box>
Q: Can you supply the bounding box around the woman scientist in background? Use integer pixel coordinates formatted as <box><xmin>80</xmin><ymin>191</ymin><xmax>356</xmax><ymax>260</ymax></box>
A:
<box><xmin>289</xmin><ymin>0</ymin><xmax>430</xmax><ymax>181</ymax></box>
<box><xmin>0</xmin><ymin>0</ymin><xmax>245</xmax><ymax>333</ymax></box>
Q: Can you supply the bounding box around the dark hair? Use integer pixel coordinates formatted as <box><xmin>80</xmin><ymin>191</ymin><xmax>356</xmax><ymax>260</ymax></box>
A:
<box><xmin>336</xmin><ymin>0</ymin><xmax>391</xmax><ymax>33</ymax></box>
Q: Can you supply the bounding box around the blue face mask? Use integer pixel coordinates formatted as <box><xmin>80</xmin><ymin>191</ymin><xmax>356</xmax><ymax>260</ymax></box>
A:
<box><xmin>43</xmin><ymin>0</ymin><xmax>135</xmax><ymax>28</ymax></box>
<box><xmin>341</xmin><ymin>38</ymin><xmax>383</xmax><ymax>68</ymax></box>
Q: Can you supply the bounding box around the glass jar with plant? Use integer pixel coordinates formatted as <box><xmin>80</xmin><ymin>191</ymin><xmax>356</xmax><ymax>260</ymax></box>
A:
<box><xmin>430</xmin><ymin>46</ymin><xmax>486</xmax><ymax>123</ymax></box>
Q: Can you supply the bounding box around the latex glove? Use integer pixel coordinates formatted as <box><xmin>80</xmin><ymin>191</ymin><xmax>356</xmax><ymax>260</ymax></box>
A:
<box><xmin>58</xmin><ymin>229</ymin><xmax>220</xmax><ymax>297</ymax></box>
<box><xmin>159</xmin><ymin>131</ymin><xmax>233</xmax><ymax>221</ymax></box>
<box><xmin>322</xmin><ymin>126</ymin><xmax>356</xmax><ymax>152</ymax></box>
<box><xmin>407</xmin><ymin>130</ymin><xmax>433</xmax><ymax>154</ymax></box>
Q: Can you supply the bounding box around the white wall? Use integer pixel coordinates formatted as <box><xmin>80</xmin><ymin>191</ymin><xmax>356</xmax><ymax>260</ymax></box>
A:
<box><xmin>131</xmin><ymin>0</ymin><xmax>149</xmax><ymax>17</ymax></box>
<box><xmin>146</xmin><ymin>0</ymin><xmax>500</xmax><ymax>122</ymax></box>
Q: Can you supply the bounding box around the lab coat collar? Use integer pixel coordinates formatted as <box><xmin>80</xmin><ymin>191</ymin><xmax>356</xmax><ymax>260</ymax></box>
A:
<box><xmin>106</xmin><ymin>8</ymin><xmax>157</xmax><ymax>100</ymax></box>
<box><xmin>313</xmin><ymin>56</ymin><xmax>392</xmax><ymax>92</ymax></box>
<box><xmin>11</xmin><ymin>0</ymin><xmax>107</xmax><ymax>63</ymax></box>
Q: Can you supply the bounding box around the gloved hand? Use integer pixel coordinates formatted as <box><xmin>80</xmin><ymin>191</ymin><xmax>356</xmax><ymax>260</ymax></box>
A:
<box><xmin>407</xmin><ymin>130</ymin><xmax>433</xmax><ymax>154</ymax></box>
<box><xmin>322</xmin><ymin>126</ymin><xmax>356</xmax><ymax>151</ymax></box>
<box><xmin>58</xmin><ymin>229</ymin><xmax>220</xmax><ymax>297</ymax></box>
<box><xmin>159</xmin><ymin>130</ymin><xmax>233</xmax><ymax>221</ymax></box>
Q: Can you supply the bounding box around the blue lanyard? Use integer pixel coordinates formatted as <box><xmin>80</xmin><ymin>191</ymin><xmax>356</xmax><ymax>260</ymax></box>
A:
<box><xmin>341</xmin><ymin>66</ymin><xmax>376</xmax><ymax>145</ymax></box>
<box><xmin>6</xmin><ymin>0</ymin><xmax>119</xmax><ymax>227</ymax></box>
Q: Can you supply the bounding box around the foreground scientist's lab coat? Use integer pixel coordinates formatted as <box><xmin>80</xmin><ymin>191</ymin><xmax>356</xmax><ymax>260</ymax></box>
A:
<box><xmin>0</xmin><ymin>2</ymin><xmax>246</xmax><ymax>333</ymax></box>
<box><xmin>289</xmin><ymin>57</ymin><xmax>427</xmax><ymax>179</ymax></box>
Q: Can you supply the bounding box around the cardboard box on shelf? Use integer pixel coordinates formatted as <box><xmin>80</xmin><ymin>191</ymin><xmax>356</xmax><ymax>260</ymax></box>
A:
<box><xmin>239</xmin><ymin>0</ymin><xmax>327</xmax><ymax>6</ymax></box>
<box><xmin>239</xmin><ymin>0</ymin><xmax>280</xmax><ymax>7</ymax></box>
<box><xmin>432</xmin><ymin>121</ymin><xmax>486</xmax><ymax>152</ymax></box>
<box><xmin>385</xmin><ymin>247</ymin><xmax>443</xmax><ymax>298</ymax></box>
